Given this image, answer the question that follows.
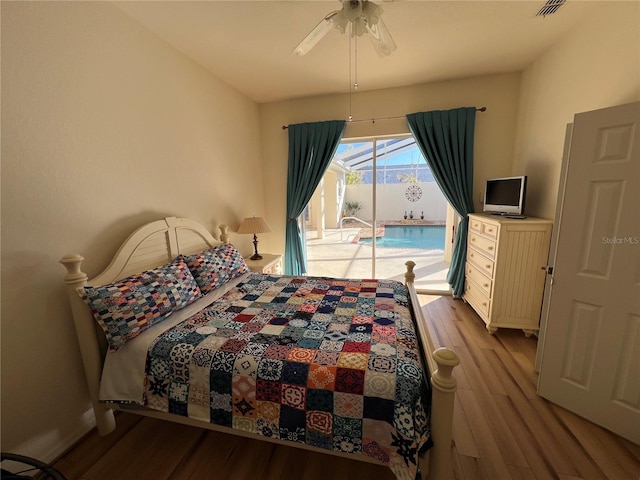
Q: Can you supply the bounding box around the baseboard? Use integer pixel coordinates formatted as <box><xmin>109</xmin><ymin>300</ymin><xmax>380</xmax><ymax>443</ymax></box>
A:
<box><xmin>10</xmin><ymin>408</ymin><xmax>97</xmax><ymax>465</ymax></box>
<box><xmin>49</xmin><ymin>408</ymin><xmax>97</xmax><ymax>463</ymax></box>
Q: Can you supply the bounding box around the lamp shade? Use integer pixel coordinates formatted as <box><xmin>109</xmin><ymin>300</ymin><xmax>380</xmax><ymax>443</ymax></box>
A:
<box><xmin>237</xmin><ymin>216</ymin><xmax>272</xmax><ymax>234</ymax></box>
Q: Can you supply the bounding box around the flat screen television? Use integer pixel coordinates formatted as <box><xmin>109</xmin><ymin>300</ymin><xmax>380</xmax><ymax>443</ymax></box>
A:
<box><xmin>483</xmin><ymin>176</ymin><xmax>527</xmax><ymax>215</ymax></box>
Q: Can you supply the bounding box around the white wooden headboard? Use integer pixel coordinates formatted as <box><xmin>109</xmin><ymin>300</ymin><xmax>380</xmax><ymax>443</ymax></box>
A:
<box><xmin>70</xmin><ymin>216</ymin><xmax>229</xmax><ymax>287</ymax></box>
<box><xmin>59</xmin><ymin>217</ymin><xmax>229</xmax><ymax>434</ymax></box>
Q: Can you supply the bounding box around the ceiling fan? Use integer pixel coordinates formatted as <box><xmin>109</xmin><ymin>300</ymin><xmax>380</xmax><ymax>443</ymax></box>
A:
<box><xmin>293</xmin><ymin>0</ymin><xmax>397</xmax><ymax>57</ymax></box>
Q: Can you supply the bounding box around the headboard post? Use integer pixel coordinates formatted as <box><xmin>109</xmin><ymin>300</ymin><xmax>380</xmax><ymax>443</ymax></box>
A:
<box><xmin>219</xmin><ymin>224</ymin><xmax>229</xmax><ymax>243</ymax></box>
<box><xmin>60</xmin><ymin>254</ymin><xmax>116</xmax><ymax>435</ymax></box>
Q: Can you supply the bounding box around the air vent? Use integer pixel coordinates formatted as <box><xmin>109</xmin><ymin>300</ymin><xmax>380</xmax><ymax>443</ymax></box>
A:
<box><xmin>536</xmin><ymin>0</ymin><xmax>566</xmax><ymax>17</ymax></box>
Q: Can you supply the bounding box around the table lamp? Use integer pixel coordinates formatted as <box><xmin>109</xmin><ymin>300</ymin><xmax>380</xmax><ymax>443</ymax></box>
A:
<box><xmin>237</xmin><ymin>216</ymin><xmax>272</xmax><ymax>260</ymax></box>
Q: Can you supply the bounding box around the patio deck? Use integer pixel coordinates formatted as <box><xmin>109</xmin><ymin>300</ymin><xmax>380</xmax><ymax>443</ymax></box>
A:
<box><xmin>305</xmin><ymin>227</ymin><xmax>451</xmax><ymax>294</ymax></box>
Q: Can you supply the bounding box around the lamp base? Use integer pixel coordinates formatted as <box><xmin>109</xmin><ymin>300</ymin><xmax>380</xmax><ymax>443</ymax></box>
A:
<box><xmin>251</xmin><ymin>234</ymin><xmax>262</xmax><ymax>261</ymax></box>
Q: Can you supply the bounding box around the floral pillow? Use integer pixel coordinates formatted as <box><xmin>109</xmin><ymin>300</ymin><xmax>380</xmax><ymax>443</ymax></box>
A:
<box><xmin>80</xmin><ymin>258</ymin><xmax>201</xmax><ymax>351</ymax></box>
<box><xmin>182</xmin><ymin>243</ymin><xmax>249</xmax><ymax>294</ymax></box>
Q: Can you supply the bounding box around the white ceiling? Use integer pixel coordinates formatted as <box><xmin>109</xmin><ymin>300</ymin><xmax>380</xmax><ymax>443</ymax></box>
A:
<box><xmin>114</xmin><ymin>0</ymin><xmax>598</xmax><ymax>103</ymax></box>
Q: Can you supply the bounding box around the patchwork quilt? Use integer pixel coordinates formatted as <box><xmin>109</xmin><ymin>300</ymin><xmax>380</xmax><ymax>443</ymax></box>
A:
<box><xmin>143</xmin><ymin>274</ymin><xmax>430</xmax><ymax>479</ymax></box>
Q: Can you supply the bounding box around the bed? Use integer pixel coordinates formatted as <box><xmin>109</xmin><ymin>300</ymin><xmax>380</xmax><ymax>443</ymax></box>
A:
<box><xmin>60</xmin><ymin>216</ymin><xmax>459</xmax><ymax>480</ymax></box>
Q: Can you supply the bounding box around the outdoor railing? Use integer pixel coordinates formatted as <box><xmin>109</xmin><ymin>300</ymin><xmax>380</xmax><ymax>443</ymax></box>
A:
<box><xmin>339</xmin><ymin>216</ymin><xmax>373</xmax><ymax>241</ymax></box>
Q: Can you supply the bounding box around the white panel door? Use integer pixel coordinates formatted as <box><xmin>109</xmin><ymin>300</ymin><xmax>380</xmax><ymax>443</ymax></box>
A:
<box><xmin>538</xmin><ymin>102</ymin><xmax>640</xmax><ymax>443</ymax></box>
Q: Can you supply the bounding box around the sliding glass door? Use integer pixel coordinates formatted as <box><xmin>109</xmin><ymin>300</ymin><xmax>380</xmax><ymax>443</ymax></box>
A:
<box><xmin>305</xmin><ymin>135</ymin><xmax>452</xmax><ymax>292</ymax></box>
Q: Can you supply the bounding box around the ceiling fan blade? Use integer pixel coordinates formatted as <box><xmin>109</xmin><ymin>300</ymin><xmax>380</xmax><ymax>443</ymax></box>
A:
<box><xmin>292</xmin><ymin>11</ymin><xmax>340</xmax><ymax>56</ymax></box>
<box><xmin>365</xmin><ymin>15</ymin><xmax>397</xmax><ymax>57</ymax></box>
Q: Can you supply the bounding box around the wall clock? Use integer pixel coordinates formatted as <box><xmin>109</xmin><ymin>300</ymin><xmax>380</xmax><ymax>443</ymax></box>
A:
<box><xmin>405</xmin><ymin>185</ymin><xmax>422</xmax><ymax>202</ymax></box>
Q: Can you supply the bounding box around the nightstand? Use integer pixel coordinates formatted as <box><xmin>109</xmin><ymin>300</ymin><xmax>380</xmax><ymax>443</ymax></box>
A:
<box><xmin>244</xmin><ymin>254</ymin><xmax>283</xmax><ymax>274</ymax></box>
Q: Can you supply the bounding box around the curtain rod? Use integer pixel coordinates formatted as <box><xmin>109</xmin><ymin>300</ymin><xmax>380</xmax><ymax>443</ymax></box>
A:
<box><xmin>281</xmin><ymin>106</ymin><xmax>486</xmax><ymax>130</ymax></box>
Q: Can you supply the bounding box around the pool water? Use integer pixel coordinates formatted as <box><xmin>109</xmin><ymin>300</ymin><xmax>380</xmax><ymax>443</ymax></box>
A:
<box><xmin>359</xmin><ymin>225</ymin><xmax>445</xmax><ymax>249</ymax></box>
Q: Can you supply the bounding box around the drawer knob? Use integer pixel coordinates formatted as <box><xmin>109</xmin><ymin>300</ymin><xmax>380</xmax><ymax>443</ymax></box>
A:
<box><xmin>486</xmin><ymin>265</ymin><xmax>491</xmax><ymax>269</ymax></box>
<box><xmin>483</xmin><ymin>283</ymin><xmax>489</xmax><ymax>288</ymax></box>
<box><xmin>488</xmin><ymin>246</ymin><xmax>494</xmax><ymax>250</ymax></box>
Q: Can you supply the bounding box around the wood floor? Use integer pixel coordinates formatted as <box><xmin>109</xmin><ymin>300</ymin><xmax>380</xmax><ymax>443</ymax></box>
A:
<box><xmin>52</xmin><ymin>295</ymin><xmax>640</xmax><ymax>480</ymax></box>
<box><xmin>420</xmin><ymin>295</ymin><xmax>639</xmax><ymax>480</ymax></box>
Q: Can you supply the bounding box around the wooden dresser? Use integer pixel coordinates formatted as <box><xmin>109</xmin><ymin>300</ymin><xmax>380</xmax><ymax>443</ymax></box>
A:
<box><xmin>463</xmin><ymin>213</ymin><xmax>552</xmax><ymax>336</ymax></box>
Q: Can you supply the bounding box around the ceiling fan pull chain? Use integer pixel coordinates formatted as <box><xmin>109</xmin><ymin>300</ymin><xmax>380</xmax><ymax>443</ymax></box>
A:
<box><xmin>354</xmin><ymin>35</ymin><xmax>359</xmax><ymax>91</ymax></box>
<box><xmin>348</xmin><ymin>26</ymin><xmax>353</xmax><ymax>122</ymax></box>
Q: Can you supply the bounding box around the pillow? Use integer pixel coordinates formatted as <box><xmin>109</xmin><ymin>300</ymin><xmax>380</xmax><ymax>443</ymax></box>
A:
<box><xmin>214</xmin><ymin>243</ymin><xmax>250</xmax><ymax>278</ymax></box>
<box><xmin>80</xmin><ymin>258</ymin><xmax>201</xmax><ymax>351</ymax></box>
<box><xmin>183</xmin><ymin>243</ymin><xmax>249</xmax><ymax>294</ymax></box>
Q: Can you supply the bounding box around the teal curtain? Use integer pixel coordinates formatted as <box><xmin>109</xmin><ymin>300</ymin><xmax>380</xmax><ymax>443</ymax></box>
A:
<box><xmin>406</xmin><ymin>107</ymin><xmax>476</xmax><ymax>296</ymax></box>
<box><xmin>285</xmin><ymin>120</ymin><xmax>346</xmax><ymax>275</ymax></box>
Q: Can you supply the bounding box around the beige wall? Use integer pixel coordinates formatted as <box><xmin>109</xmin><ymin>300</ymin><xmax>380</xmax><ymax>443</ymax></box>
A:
<box><xmin>259</xmin><ymin>73</ymin><xmax>521</xmax><ymax>258</ymax></box>
<box><xmin>1</xmin><ymin>2</ymin><xmax>264</xmax><ymax>460</ymax></box>
<box><xmin>513</xmin><ymin>1</ymin><xmax>640</xmax><ymax>219</ymax></box>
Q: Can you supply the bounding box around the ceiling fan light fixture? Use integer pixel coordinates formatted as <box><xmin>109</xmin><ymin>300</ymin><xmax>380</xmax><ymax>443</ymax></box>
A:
<box><xmin>344</xmin><ymin>1</ymin><xmax>383</xmax><ymax>37</ymax></box>
<box><xmin>351</xmin><ymin>17</ymin><xmax>368</xmax><ymax>37</ymax></box>
<box><xmin>293</xmin><ymin>0</ymin><xmax>396</xmax><ymax>57</ymax></box>
<box><xmin>342</xmin><ymin>0</ymin><xmax>363</xmax><ymax>22</ymax></box>
<box><xmin>331</xmin><ymin>11</ymin><xmax>349</xmax><ymax>34</ymax></box>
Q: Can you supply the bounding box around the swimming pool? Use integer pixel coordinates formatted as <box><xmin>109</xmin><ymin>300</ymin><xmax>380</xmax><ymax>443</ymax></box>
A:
<box><xmin>359</xmin><ymin>225</ymin><xmax>445</xmax><ymax>249</ymax></box>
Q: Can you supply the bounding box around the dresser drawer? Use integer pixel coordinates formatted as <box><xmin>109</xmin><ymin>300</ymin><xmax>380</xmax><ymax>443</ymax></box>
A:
<box><xmin>468</xmin><ymin>232</ymin><xmax>497</xmax><ymax>259</ymax></box>
<box><xmin>469</xmin><ymin>217</ymin><xmax>499</xmax><ymax>240</ymax></box>
<box><xmin>481</xmin><ymin>222</ymin><xmax>499</xmax><ymax>240</ymax></box>
<box><xmin>464</xmin><ymin>279</ymin><xmax>491</xmax><ymax>319</ymax></box>
<box><xmin>467</xmin><ymin>248</ymin><xmax>495</xmax><ymax>278</ymax></box>
<box><xmin>469</xmin><ymin>217</ymin><xmax>483</xmax><ymax>234</ymax></box>
<box><xmin>466</xmin><ymin>262</ymin><xmax>492</xmax><ymax>297</ymax></box>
